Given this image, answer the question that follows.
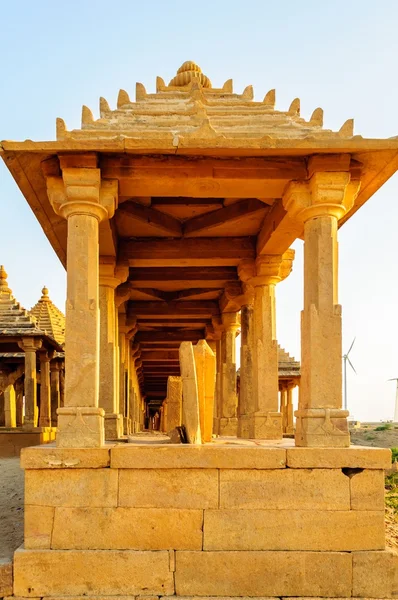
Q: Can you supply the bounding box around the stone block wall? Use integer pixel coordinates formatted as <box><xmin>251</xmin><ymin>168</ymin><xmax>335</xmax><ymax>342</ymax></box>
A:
<box><xmin>11</xmin><ymin>444</ymin><xmax>398</xmax><ymax>598</ymax></box>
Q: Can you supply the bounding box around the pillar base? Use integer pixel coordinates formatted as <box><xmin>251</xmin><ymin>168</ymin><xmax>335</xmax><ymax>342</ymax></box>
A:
<box><xmin>219</xmin><ymin>417</ymin><xmax>238</xmax><ymax>436</ymax></box>
<box><xmin>295</xmin><ymin>408</ymin><xmax>350</xmax><ymax>447</ymax></box>
<box><xmin>250</xmin><ymin>411</ymin><xmax>283</xmax><ymax>440</ymax></box>
<box><xmin>237</xmin><ymin>414</ymin><xmax>251</xmax><ymax>439</ymax></box>
<box><xmin>123</xmin><ymin>417</ymin><xmax>131</xmax><ymax>435</ymax></box>
<box><xmin>104</xmin><ymin>413</ymin><xmax>124</xmax><ymax>440</ymax></box>
<box><xmin>56</xmin><ymin>407</ymin><xmax>105</xmax><ymax>448</ymax></box>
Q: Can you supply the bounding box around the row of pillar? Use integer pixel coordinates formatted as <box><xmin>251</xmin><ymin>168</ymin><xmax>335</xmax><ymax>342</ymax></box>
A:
<box><xmin>44</xmin><ymin>156</ymin><xmax>354</xmax><ymax>448</ymax></box>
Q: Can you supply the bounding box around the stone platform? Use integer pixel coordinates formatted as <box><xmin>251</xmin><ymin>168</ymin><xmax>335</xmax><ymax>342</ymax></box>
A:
<box><xmin>0</xmin><ymin>428</ymin><xmax>56</xmax><ymax>458</ymax></box>
<box><xmin>9</xmin><ymin>439</ymin><xmax>398</xmax><ymax>599</ymax></box>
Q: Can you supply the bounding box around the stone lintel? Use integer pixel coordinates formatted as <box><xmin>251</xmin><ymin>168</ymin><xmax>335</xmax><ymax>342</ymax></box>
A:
<box><xmin>20</xmin><ymin>445</ymin><xmax>114</xmax><ymax>469</ymax></box>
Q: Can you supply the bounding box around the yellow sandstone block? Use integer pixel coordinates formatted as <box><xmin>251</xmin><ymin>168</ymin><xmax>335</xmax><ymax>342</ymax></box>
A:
<box><xmin>52</xmin><ymin>507</ymin><xmax>203</xmax><ymax>550</ymax></box>
<box><xmin>0</xmin><ymin>560</ymin><xmax>13</xmax><ymax>597</ymax></box>
<box><xmin>350</xmin><ymin>469</ymin><xmax>385</xmax><ymax>510</ymax></box>
<box><xmin>203</xmin><ymin>509</ymin><xmax>384</xmax><ymax>551</ymax></box>
<box><xmin>14</xmin><ymin>548</ymin><xmax>175</xmax><ymax>597</ymax></box>
<box><xmin>21</xmin><ymin>446</ymin><xmax>112</xmax><ymax>469</ymax></box>
<box><xmin>220</xmin><ymin>469</ymin><xmax>350</xmax><ymax>510</ymax></box>
<box><xmin>119</xmin><ymin>469</ymin><xmax>218</xmax><ymax>508</ymax></box>
<box><xmin>175</xmin><ymin>551</ymin><xmax>352</xmax><ymax>597</ymax></box>
<box><xmin>352</xmin><ymin>550</ymin><xmax>396</xmax><ymax>598</ymax></box>
<box><xmin>25</xmin><ymin>505</ymin><xmax>55</xmax><ymax>549</ymax></box>
<box><xmin>25</xmin><ymin>469</ymin><xmax>118</xmax><ymax>507</ymax></box>
<box><xmin>111</xmin><ymin>445</ymin><xmax>286</xmax><ymax>469</ymax></box>
<box><xmin>286</xmin><ymin>446</ymin><xmax>391</xmax><ymax>469</ymax></box>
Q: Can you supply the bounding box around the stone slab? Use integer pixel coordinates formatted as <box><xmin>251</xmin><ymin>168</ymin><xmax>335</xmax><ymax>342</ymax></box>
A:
<box><xmin>21</xmin><ymin>446</ymin><xmax>113</xmax><ymax>469</ymax></box>
<box><xmin>203</xmin><ymin>509</ymin><xmax>385</xmax><ymax>551</ymax></box>
<box><xmin>0</xmin><ymin>560</ymin><xmax>12</xmax><ymax>597</ymax></box>
<box><xmin>350</xmin><ymin>469</ymin><xmax>385</xmax><ymax>510</ymax></box>
<box><xmin>352</xmin><ymin>550</ymin><xmax>396</xmax><ymax>598</ymax></box>
<box><xmin>13</xmin><ymin>548</ymin><xmax>174</xmax><ymax>597</ymax></box>
<box><xmin>52</xmin><ymin>507</ymin><xmax>203</xmax><ymax>550</ymax></box>
<box><xmin>25</xmin><ymin>505</ymin><xmax>55</xmax><ymax>549</ymax></box>
<box><xmin>287</xmin><ymin>446</ymin><xmax>392</xmax><ymax>469</ymax></box>
<box><xmin>220</xmin><ymin>469</ymin><xmax>350</xmax><ymax>510</ymax></box>
<box><xmin>25</xmin><ymin>468</ymin><xmax>118</xmax><ymax>507</ymax></box>
<box><xmin>111</xmin><ymin>445</ymin><xmax>286</xmax><ymax>469</ymax></box>
<box><xmin>119</xmin><ymin>469</ymin><xmax>218</xmax><ymax>508</ymax></box>
<box><xmin>174</xmin><ymin>551</ymin><xmax>352</xmax><ymax>597</ymax></box>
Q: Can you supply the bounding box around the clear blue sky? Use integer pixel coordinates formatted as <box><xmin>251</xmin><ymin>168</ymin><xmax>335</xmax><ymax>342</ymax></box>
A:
<box><xmin>1</xmin><ymin>0</ymin><xmax>398</xmax><ymax>421</ymax></box>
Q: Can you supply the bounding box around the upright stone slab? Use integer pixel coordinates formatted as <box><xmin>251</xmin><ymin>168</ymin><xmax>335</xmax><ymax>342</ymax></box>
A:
<box><xmin>166</xmin><ymin>376</ymin><xmax>182</xmax><ymax>432</ymax></box>
<box><xmin>4</xmin><ymin>384</ymin><xmax>16</xmax><ymax>428</ymax></box>
<box><xmin>194</xmin><ymin>339</ymin><xmax>216</xmax><ymax>442</ymax></box>
<box><xmin>179</xmin><ymin>342</ymin><xmax>201</xmax><ymax>444</ymax></box>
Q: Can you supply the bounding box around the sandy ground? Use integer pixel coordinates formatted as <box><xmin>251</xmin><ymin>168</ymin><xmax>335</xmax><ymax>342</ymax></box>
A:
<box><xmin>0</xmin><ymin>457</ymin><xmax>24</xmax><ymax>562</ymax></box>
<box><xmin>0</xmin><ymin>427</ymin><xmax>397</xmax><ymax>561</ymax></box>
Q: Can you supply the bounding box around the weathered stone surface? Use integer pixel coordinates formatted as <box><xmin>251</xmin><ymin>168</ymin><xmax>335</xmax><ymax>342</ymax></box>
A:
<box><xmin>352</xmin><ymin>550</ymin><xmax>396</xmax><ymax>598</ymax></box>
<box><xmin>25</xmin><ymin>468</ymin><xmax>118</xmax><ymax>507</ymax></box>
<box><xmin>52</xmin><ymin>507</ymin><xmax>203</xmax><ymax>550</ymax></box>
<box><xmin>0</xmin><ymin>560</ymin><xmax>12</xmax><ymax>597</ymax></box>
<box><xmin>166</xmin><ymin>376</ymin><xmax>183</xmax><ymax>433</ymax></box>
<box><xmin>21</xmin><ymin>446</ymin><xmax>112</xmax><ymax>469</ymax></box>
<box><xmin>119</xmin><ymin>469</ymin><xmax>218</xmax><ymax>508</ymax></box>
<box><xmin>179</xmin><ymin>342</ymin><xmax>201</xmax><ymax>444</ymax></box>
<box><xmin>287</xmin><ymin>446</ymin><xmax>391</xmax><ymax>469</ymax></box>
<box><xmin>350</xmin><ymin>469</ymin><xmax>385</xmax><ymax>510</ymax></box>
<box><xmin>175</xmin><ymin>551</ymin><xmax>352</xmax><ymax>597</ymax></box>
<box><xmin>14</xmin><ymin>548</ymin><xmax>174</xmax><ymax>596</ymax></box>
<box><xmin>111</xmin><ymin>445</ymin><xmax>286</xmax><ymax>469</ymax></box>
<box><xmin>193</xmin><ymin>340</ymin><xmax>216</xmax><ymax>442</ymax></box>
<box><xmin>25</xmin><ymin>505</ymin><xmax>55</xmax><ymax>549</ymax></box>
<box><xmin>203</xmin><ymin>509</ymin><xmax>384</xmax><ymax>551</ymax></box>
<box><xmin>220</xmin><ymin>469</ymin><xmax>350</xmax><ymax>510</ymax></box>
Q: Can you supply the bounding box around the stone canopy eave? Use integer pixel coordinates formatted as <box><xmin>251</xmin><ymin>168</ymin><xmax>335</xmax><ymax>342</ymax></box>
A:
<box><xmin>1</xmin><ymin>138</ymin><xmax>398</xmax><ymax>269</ymax></box>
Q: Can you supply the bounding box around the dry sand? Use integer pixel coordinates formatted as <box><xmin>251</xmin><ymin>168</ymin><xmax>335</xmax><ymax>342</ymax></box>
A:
<box><xmin>0</xmin><ymin>457</ymin><xmax>24</xmax><ymax>562</ymax></box>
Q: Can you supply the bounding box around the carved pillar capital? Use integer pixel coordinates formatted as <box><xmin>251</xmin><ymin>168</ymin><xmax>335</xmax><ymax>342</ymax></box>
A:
<box><xmin>18</xmin><ymin>337</ymin><xmax>43</xmax><ymax>352</ymax></box>
<box><xmin>46</xmin><ymin>169</ymin><xmax>118</xmax><ymax>222</ymax></box>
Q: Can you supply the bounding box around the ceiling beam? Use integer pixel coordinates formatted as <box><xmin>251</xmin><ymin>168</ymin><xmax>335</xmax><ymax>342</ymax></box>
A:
<box><xmin>128</xmin><ymin>266</ymin><xmax>238</xmax><ymax>288</ymax></box>
<box><xmin>128</xmin><ymin>301</ymin><xmax>219</xmax><ymax>318</ymax></box>
<box><xmin>136</xmin><ymin>330</ymin><xmax>204</xmax><ymax>344</ymax></box>
<box><xmin>256</xmin><ymin>199</ymin><xmax>302</xmax><ymax>255</ymax></box>
<box><xmin>183</xmin><ymin>199</ymin><xmax>267</xmax><ymax>237</ymax></box>
<box><xmin>118</xmin><ymin>201</ymin><xmax>182</xmax><ymax>236</ymax></box>
<box><xmin>140</xmin><ymin>351</ymin><xmax>180</xmax><ymax>361</ymax></box>
<box><xmin>120</xmin><ymin>237</ymin><xmax>255</xmax><ymax>267</ymax></box>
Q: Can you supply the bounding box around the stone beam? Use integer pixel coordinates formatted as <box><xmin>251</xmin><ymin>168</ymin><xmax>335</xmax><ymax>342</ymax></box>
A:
<box><xmin>119</xmin><ymin>238</ymin><xmax>255</xmax><ymax>266</ymax></box>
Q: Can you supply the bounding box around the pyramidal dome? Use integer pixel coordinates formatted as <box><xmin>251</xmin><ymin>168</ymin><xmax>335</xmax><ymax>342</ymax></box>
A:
<box><xmin>29</xmin><ymin>286</ymin><xmax>65</xmax><ymax>347</ymax></box>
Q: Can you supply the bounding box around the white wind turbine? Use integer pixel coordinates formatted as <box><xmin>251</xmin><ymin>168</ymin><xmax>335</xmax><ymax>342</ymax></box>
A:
<box><xmin>387</xmin><ymin>378</ymin><xmax>398</xmax><ymax>422</ymax></box>
<box><xmin>343</xmin><ymin>338</ymin><xmax>356</xmax><ymax>411</ymax></box>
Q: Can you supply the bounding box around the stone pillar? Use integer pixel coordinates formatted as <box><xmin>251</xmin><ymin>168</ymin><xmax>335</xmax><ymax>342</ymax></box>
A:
<box><xmin>284</xmin><ymin>164</ymin><xmax>353</xmax><ymax>447</ymax></box>
<box><xmin>18</xmin><ymin>338</ymin><xmax>42</xmax><ymax>429</ymax></box>
<box><xmin>46</xmin><ymin>163</ymin><xmax>118</xmax><ymax>447</ymax></box>
<box><xmin>194</xmin><ymin>340</ymin><xmax>216</xmax><ymax>442</ymax></box>
<box><xmin>99</xmin><ymin>259</ymin><xmax>128</xmax><ymax>440</ymax></box>
<box><xmin>280</xmin><ymin>384</ymin><xmax>288</xmax><ymax>434</ymax></box>
<box><xmin>286</xmin><ymin>384</ymin><xmax>295</xmax><ymax>435</ymax></box>
<box><xmin>50</xmin><ymin>361</ymin><xmax>61</xmax><ymax>427</ymax></box>
<box><xmin>4</xmin><ymin>384</ymin><xmax>16</xmax><ymax>428</ymax></box>
<box><xmin>219</xmin><ymin>312</ymin><xmax>240</xmax><ymax>436</ymax></box>
<box><xmin>39</xmin><ymin>351</ymin><xmax>53</xmax><ymax>428</ymax></box>
<box><xmin>59</xmin><ymin>368</ymin><xmax>65</xmax><ymax>408</ymax></box>
<box><xmin>241</xmin><ymin>252</ymin><xmax>294</xmax><ymax>440</ymax></box>
<box><xmin>15</xmin><ymin>379</ymin><xmax>24</xmax><ymax>426</ymax></box>
<box><xmin>211</xmin><ymin>335</ymin><xmax>223</xmax><ymax>435</ymax></box>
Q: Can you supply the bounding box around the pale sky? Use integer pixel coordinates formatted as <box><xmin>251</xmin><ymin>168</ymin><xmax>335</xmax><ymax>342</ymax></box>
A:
<box><xmin>1</xmin><ymin>0</ymin><xmax>398</xmax><ymax>421</ymax></box>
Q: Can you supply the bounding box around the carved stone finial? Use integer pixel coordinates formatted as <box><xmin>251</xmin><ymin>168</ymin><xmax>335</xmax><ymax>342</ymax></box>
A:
<box><xmin>41</xmin><ymin>286</ymin><xmax>50</xmax><ymax>300</ymax></box>
<box><xmin>169</xmin><ymin>61</ymin><xmax>212</xmax><ymax>88</ymax></box>
<box><xmin>0</xmin><ymin>265</ymin><xmax>11</xmax><ymax>294</ymax></box>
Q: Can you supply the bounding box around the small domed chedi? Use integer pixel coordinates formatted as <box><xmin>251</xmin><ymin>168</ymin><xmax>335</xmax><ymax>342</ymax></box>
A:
<box><xmin>168</xmin><ymin>61</ymin><xmax>212</xmax><ymax>88</ymax></box>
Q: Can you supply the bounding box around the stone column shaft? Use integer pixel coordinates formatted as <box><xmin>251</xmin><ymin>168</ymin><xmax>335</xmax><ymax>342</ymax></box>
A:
<box><xmin>219</xmin><ymin>313</ymin><xmax>239</xmax><ymax>436</ymax></box>
<box><xmin>15</xmin><ymin>381</ymin><xmax>24</xmax><ymax>426</ymax></box>
<box><xmin>39</xmin><ymin>353</ymin><xmax>52</xmax><ymax>428</ymax></box>
<box><xmin>286</xmin><ymin>385</ymin><xmax>294</xmax><ymax>435</ymax></box>
<box><xmin>50</xmin><ymin>363</ymin><xmax>61</xmax><ymax>427</ymax></box>
<box><xmin>238</xmin><ymin>302</ymin><xmax>254</xmax><ymax>438</ymax></box>
<box><xmin>4</xmin><ymin>384</ymin><xmax>16</xmax><ymax>428</ymax></box>
<box><xmin>18</xmin><ymin>338</ymin><xmax>42</xmax><ymax>429</ymax></box>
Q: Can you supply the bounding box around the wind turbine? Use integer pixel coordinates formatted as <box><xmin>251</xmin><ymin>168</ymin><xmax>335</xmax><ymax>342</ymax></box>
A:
<box><xmin>387</xmin><ymin>378</ymin><xmax>398</xmax><ymax>422</ymax></box>
<box><xmin>343</xmin><ymin>338</ymin><xmax>356</xmax><ymax>411</ymax></box>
